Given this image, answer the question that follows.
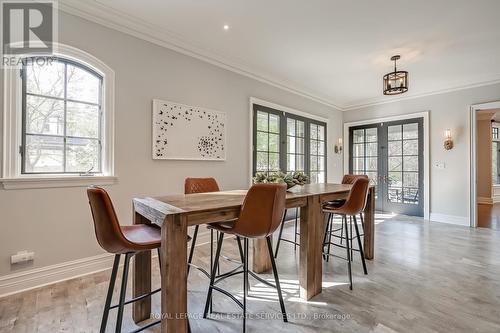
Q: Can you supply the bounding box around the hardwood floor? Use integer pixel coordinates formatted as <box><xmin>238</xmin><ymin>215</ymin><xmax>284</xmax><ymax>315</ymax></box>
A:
<box><xmin>478</xmin><ymin>203</ymin><xmax>500</xmax><ymax>230</ymax></box>
<box><xmin>1</xmin><ymin>215</ymin><xmax>500</xmax><ymax>333</ymax></box>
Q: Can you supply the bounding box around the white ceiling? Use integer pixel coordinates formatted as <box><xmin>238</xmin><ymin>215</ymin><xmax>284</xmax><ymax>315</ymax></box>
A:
<box><xmin>61</xmin><ymin>0</ymin><xmax>500</xmax><ymax>110</ymax></box>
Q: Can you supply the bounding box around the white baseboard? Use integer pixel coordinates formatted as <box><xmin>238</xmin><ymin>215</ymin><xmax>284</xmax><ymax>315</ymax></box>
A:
<box><xmin>0</xmin><ymin>252</ymin><xmax>116</xmax><ymax>298</ymax></box>
<box><xmin>478</xmin><ymin>196</ymin><xmax>493</xmax><ymax>205</ymax></box>
<box><xmin>0</xmin><ymin>229</ymin><xmax>214</xmax><ymax>298</ymax></box>
<box><xmin>429</xmin><ymin>213</ymin><xmax>470</xmax><ymax>226</ymax></box>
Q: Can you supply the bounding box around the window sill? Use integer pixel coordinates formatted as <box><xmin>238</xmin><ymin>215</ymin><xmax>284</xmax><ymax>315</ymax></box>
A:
<box><xmin>0</xmin><ymin>175</ymin><xmax>118</xmax><ymax>190</ymax></box>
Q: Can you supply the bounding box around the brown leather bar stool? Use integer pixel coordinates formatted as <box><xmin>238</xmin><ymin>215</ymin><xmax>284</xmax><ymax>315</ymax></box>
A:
<box><xmin>323</xmin><ymin>174</ymin><xmax>368</xmax><ymax>262</ymax></box>
<box><xmin>87</xmin><ymin>186</ymin><xmax>190</xmax><ymax>333</ymax></box>
<box><xmin>185</xmin><ymin>178</ymin><xmax>244</xmax><ymax>279</ymax></box>
<box><xmin>322</xmin><ymin>178</ymin><xmax>369</xmax><ymax>290</ymax></box>
<box><xmin>203</xmin><ymin>184</ymin><xmax>288</xmax><ymax>332</ymax></box>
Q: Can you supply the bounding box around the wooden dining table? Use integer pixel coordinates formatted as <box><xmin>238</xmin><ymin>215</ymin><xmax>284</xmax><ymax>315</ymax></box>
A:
<box><xmin>131</xmin><ymin>183</ymin><xmax>375</xmax><ymax>332</ymax></box>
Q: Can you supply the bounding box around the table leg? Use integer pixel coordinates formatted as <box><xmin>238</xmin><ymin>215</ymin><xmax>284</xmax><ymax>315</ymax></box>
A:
<box><xmin>252</xmin><ymin>238</ymin><xmax>271</xmax><ymax>273</ymax></box>
<box><xmin>133</xmin><ymin>212</ymin><xmax>152</xmax><ymax>323</ymax></box>
<box><xmin>364</xmin><ymin>187</ymin><xmax>375</xmax><ymax>260</ymax></box>
<box><xmin>299</xmin><ymin>195</ymin><xmax>323</xmax><ymax>300</ymax></box>
<box><xmin>160</xmin><ymin>214</ymin><xmax>188</xmax><ymax>333</ymax></box>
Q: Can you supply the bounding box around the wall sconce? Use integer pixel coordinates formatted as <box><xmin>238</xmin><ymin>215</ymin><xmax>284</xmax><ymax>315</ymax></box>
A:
<box><xmin>444</xmin><ymin>129</ymin><xmax>454</xmax><ymax>150</ymax></box>
<box><xmin>334</xmin><ymin>138</ymin><xmax>343</xmax><ymax>154</ymax></box>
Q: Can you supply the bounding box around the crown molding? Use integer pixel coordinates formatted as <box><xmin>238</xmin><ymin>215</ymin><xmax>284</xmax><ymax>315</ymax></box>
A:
<box><xmin>58</xmin><ymin>0</ymin><xmax>342</xmax><ymax>110</ymax></box>
<box><xmin>342</xmin><ymin>77</ymin><xmax>500</xmax><ymax>111</ymax></box>
<box><xmin>58</xmin><ymin>1</ymin><xmax>500</xmax><ymax>112</ymax></box>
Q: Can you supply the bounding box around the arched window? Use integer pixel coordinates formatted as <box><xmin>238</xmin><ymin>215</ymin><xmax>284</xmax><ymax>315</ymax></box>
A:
<box><xmin>21</xmin><ymin>57</ymin><xmax>103</xmax><ymax>174</ymax></box>
<box><xmin>2</xmin><ymin>44</ymin><xmax>115</xmax><ymax>189</ymax></box>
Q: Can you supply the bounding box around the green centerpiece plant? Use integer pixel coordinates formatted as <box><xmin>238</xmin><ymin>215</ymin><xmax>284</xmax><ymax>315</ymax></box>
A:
<box><xmin>253</xmin><ymin>171</ymin><xmax>308</xmax><ymax>190</ymax></box>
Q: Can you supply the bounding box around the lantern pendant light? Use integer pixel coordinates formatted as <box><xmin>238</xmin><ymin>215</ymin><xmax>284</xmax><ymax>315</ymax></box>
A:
<box><xmin>383</xmin><ymin>55</ymin><xmax>408</xmax><ymax>95</ymax></box>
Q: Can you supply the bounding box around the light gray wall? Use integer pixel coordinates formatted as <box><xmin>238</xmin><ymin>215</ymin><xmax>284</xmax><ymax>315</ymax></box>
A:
<box><xmin>343</xmin><ymin>83</ymin><xmax>500</xmax><ymax>219</ymax></box>
<box><xmin>0</xmin><ymin>12</ymin><xmax>342</xmax><ymax>277</ymax></box>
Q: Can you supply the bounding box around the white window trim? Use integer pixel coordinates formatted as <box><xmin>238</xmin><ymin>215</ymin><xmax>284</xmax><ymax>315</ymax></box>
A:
<box><xmin>1</xmin><ymin>43</ymin><xmax>116</xmax><ymax>189</ymax></box>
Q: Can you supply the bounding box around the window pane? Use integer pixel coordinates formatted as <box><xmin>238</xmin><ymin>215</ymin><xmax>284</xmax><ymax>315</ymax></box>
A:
<box><xmin>66</xmin><ymin>138</ymin><xmax>100</xmax><ymax>172</ymax></box>
<box><xmin>287</xmin><ymin>136</ymin><xmax>296</xmax><ymax>154</ymax></box>
<box><xmin>66</xmin><ymin>64</ymin><xmax>100</xmax><ymax>104</ymax></box>
<box><xmin>287</xmin><ymin>154</ymin><xmax>296</xmax><ymax>171</ymax></box>
<box><xmin>26</xmin><ymin>61</ymin><xmax>65</xmax><ymax>98</ymax></box>
<box><xmin>403</xmin><ymin>139</ymin><xmax>418</xmax><ymax>155</ymax></box>
<box><xmin>269</xmin><ymin>114</ymin><xmax>280</xmax><ymax>133</ymax></box>
<box><xmin>318</xmin><ymin>142</ymin><xmax>325</xmax><ymax>156</ymax></box>
<box><xmin>388</xmin><ymin>171</ymin><xmax>403</xmax><ymax>187</ymax></box>
<box><xmin>353</xmin><ymin>129</ymin><xmax>364</xmax><ymax>143</ymax></box>
<box><xmin>25</xmin><ymin>135</ymin><xmax>64</xmax><ymax>173</ymax></box>
<box><xmin>353</xmin><ymin>157</ymin><xmax>365</xmax><ymax>171</ymax></box>
<box><xmin>287</xmin><ymin>118</ymin><xmax>295</xmax><ymax>136</ymax></box>
<box><xmin>310</xmin><ymin>171</ymin><xmax>318</xmax><ymax>184</ymax></box>
<box><xmin>366</xmin><ymin>142</ymin><xmax>377</xmax><ymax>156</ymax></box>
<box><xmin>366</xmin><ymin>157</ymin><xmax>377</xmax><ymax>171</ymax></box>
<box><xmin>296</xmin><ymin>138</ymin><xmax>304</xmax><ymax>154</ymax></box>
<box><xmin>256</xmin><ymin>152</ymin><xmax>268</xmax><ymax>171</ymax></box>
<box><xmin>403</xmin><ymin>172</ymin><xmax>418</xmax><ymax>188</ymax></box>
<box><xmin>403</xmin><ymin>123</ymin><xmax>418</xmax><ymax>139</ymax></box>
<box><xmin>26</xmin><ymin>95</ymin><xmax>64</xmax><ymax>135</ymax></box>
<box><xmin>318</xmin><ymin>156</ymin><xmax>325</xmax><ymax>171</ymax></box>
<box><xmin>353</xmin><ymin>143</ymin><xmax>364</xmax><ymax>157</ymax></box>
<box><xmin>310</xmin><ymin>140</ymin><xmax>318</xmax><ymax>155</ymax></box>
<box><xmin>389</xmin><ymin>157</ymin><xmax>402</xmax><ymax>171</ymax></box>
<box><xmin>317</xmin><ymin>171</ymin><xmax>325</xmax><ymax>183</ymax></box>
<box><xmin>310</xmin><ymin>124</ymin><xmax>318</xmax><ymax>140</ymax></box>
<box><xmin>269</xmin><ymin>153</ymin><xmax>280</xmax><ymax>170</ymax></box>
<box><xmin>388</xmin><ymin>141</ymin><xmax>402</xmax><ymax>156</ymax></box>
<box><xmin>311</xmin><ymin>156</ymin><xmax>318</xmax><ymax>170</ymax></box>
<box><xmin>388</xmin><ymin>187</ymin><xmax>403</xmax><ymax>203</ymax></box>
<box><xmin>66</xmin><ymin>102</ymin><xmax>99</xmax><ymax>138</ymax></box>
<box><xmin>257</xmin><ymin>132</ymin><xmax>268</xmax><ymax>151</ymax></box>
<box><xmin>297</xmin><ymin>121</ymin><xmax>305</xmax><ymax>137</ymax></box>
<box><xmin>388</xmin><ymin>125</ymin><xmax>402</xmax><ymax>141</ymax></box>
<box><xmin>365</xmin><ymin>128</ymin><xmax>377</xmax><ymax>142</ymax></box>
<box><xmin>403</xmin><ymin>156</ymin><xmax>419</xmax><ymax>171</ymax></box>
<box><xmin>318</xmin><ymin>125</ymin><xmax>325</xmax><ymax>141</ymax></box>
<box><xmin>404</xmin><ymin>188</ymin><xmax>419</xmax><ymax>204</ymax></box>
<box><xmin>269</xmin><ymin>133</ymin><xmax>279</xmax><ymax>153</ymax></box>
<box><xmin>257</xmin><ymin>111</ymin><xmax>268</xmax><ymax>131</ymax></box>
<box><xmin>296</xmin><ymin>155</ymin><xmax>304</xmax><ymax>171</ymax></box>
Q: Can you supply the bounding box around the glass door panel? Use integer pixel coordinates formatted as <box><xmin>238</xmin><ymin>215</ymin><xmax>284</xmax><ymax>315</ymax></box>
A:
<box><xmin>349</xmin><ymin>118</ymin><xmax>423</xmax><ymax>217</ymax></box>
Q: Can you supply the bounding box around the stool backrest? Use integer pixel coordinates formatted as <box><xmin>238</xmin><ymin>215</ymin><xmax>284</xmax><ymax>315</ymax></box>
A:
<box><xmin>87</xmin><ymin>186</ymin><xmax>128</xmax><ymax>254</ymax></box>
<box><xmin>342</xmin><ymin>174</ymin><xmax>368</xmax><ymax>184</ymax></box>
<box><xmin>185</xmin><ymin>177</ymin><xmax>220</xmax><ymax>194</ymax></box>
<box><xmin>233</xmin><ymin>183</ymin><xmax>287</xmax><ymax>238</ymax></box>
<box><xmin>341</xmin><ymin>178</ymin><xmax>370</xmax><ymax>216</ymax></box>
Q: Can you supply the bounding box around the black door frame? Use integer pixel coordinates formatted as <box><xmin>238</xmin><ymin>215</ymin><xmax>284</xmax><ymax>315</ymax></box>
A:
<box><xmin>348</xmin><ymin>117</ymin><xmax>424</xmax><ymax>217</ymax></box>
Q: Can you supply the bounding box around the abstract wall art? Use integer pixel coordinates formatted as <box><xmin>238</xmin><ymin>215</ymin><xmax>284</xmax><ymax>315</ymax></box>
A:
<box><xmin>152</xmin><ymin>99</ymin><xmax>226</xmax><ymax>160</ymax></box>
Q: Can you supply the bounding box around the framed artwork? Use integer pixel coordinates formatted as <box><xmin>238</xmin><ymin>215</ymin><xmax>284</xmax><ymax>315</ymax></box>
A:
<box><xmin>152</xmin><ymin>99</ymin><xmax>226</xmax><ymax>160</ymax></box>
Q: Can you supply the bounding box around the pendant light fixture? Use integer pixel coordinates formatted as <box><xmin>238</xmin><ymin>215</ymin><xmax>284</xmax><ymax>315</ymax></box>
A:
<box><xmin>383</xmin><ymin>55</ymin><xmax>408</xmax><ymax>95</ymax></box>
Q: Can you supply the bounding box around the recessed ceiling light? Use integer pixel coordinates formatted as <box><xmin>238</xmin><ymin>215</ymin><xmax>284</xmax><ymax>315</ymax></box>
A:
<box><xmin>223</xmin><ymin>24</ymin><xmax>229</xmax><ymax>31</ymax></box>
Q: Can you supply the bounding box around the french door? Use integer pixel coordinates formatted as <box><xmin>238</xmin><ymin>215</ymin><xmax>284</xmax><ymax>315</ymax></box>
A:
<box><xmin>349</xmin><ymin>118</ymin><xmax>424</xmax><ymax>216</ymax></box>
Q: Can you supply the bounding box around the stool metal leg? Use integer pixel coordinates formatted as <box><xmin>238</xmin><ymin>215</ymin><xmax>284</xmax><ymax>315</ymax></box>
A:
<box><xmin>243</xmin><ymin>238</ymin><xmax>249</xmax><ymax>333</ymax></box>
<box><xmin>353</xmin><ymin>215</ymin><xmax>368</xmax><ymax>275</ymax></box>
<box><xmin>274</xmin><ymin>210</ymin><xmax>287</xmax><ymax>258</ymax></box>
<box><xmin>326</xmin><ymin>214</ymin><xmax>333</xmax><ymax>262</ymax></box>
<box><xmin>203</xmin><ymin>232</ymin><xmax>224</xmax><ymax>318</ymax></box>
<box><xmin>266</xmin><ymin>236</ymin><xmax>288</xmax><ymax>322</ymax></box>
<box><xmin>293</xmin><ymin>207</ymin><xmax>299</xmax><ymax>251</ymax></box>
<box><xmin>116</xmin><ymin>252</ymin><xmax>132</xmax><ymax>333</ymax></box>
<box><xmin>100</xmin><ymin>254</ymin><xmax>120</xmax><ymax>333</ymax></box>
<box><xmin>187</xmin><ymin>225</ymin><xmax>199</xmax><ymax>275</ymax></box>
<box><xmin>350</xmin><ymin>216</ymin><xmax>354</xmax><ymax>261</ymax></box>
<box><xmin>343</xmin><ymin>216</ymin><xmax>352</xmax><ymax>290</ymax></box>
